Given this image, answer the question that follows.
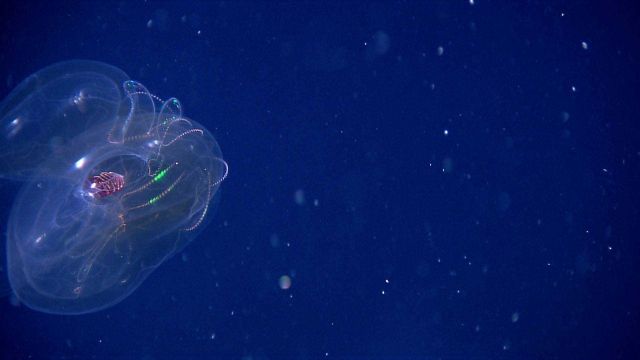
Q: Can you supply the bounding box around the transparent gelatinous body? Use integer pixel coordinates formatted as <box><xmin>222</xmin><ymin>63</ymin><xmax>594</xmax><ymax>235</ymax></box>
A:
<box><xmin>0</xmin><ymin>61</ymin><xmax>228</xmax><ymax>314</ymax></box>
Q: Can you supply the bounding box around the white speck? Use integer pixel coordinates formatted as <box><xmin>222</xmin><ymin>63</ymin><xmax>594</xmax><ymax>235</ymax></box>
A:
<box><xmin>74</xmin><ymin>156</ymin><xmax>87</xmax><ymax>169</ymax></box>
<box><xmin>197</xmin><ymin>30</ymin><xmax>202</xmax><ymax>35</ymax></box>
<box><xmin>443</xmin><ymin>129</ymin><xmax>449</xmax><ymax>136</ymax></box>
<box><xmin>71</xmin><ymin>90</ymin><xmax>85</xmax><ymax>106</ymax></box>
<box><xmin>7</xmin><ymin>117</ymin><xmax>22</xmax><ymax>138</ymax></box>
<box><xmin>437</xmin><ymin>46</ymin><xmax>444</xmax><ymax>56</ymax></box>
<box><xmin>571</xmin><ymin>85</ymin><xmax>576</xmax><ymax>92</ymax></box>
<box><xmin>146</xmin><ymin>19</ymin><xmax>153</xmax><ymax>28</ymax></box>
<box><xmin>381</xmin><ymin>290</ymin><xmax>385</xmax><ymax>295</ymax></box>
<box><xmin>385</xmin><ymin>279</ymin><xmax>389</xmax><ymax>284</ymax></box>
<box><xmin>34</xmin><ymin>234</ymin><xmax>45</xmax><ymax>244</ymax></box>
<box><xmin>279</xmin><ymin>275</ymin><xmax>292</xmax><ymax>290</ymax></box>
<box><xmin>313</xmin><ymin>199</ymin><xmax>319</xmax><ymax>207</ymax></box>
<box><xmin>210</xmin><ymin>333</ymin><xmax>216</xmax><ymax>340</ymax></box>
<box><xmin>581</xmin><ymin>41</ymin><xmax>589</xmax><ymax>50</ymax></box>
<box><xmin>442</xmin><ymin>157</ymin><xmax>454</xmax><ymax>173</ymax></box>
<box><xmin>469</xmin><ymin>0</ymin><xmax>475</xmax><ymax>5</ymax></box>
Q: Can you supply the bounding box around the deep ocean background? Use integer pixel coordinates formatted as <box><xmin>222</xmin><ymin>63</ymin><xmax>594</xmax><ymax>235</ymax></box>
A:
<box><xmin>0</xmin><ymin>1</ymin><xmax>639</xmax><ymax>359</ymax></box>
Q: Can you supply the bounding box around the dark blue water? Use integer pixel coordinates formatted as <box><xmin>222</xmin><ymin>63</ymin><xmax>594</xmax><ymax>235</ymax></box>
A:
<box><xmin>0</xmin><ymin>1</ymin><xmax>638</xmax><ymax>358</ymax></box>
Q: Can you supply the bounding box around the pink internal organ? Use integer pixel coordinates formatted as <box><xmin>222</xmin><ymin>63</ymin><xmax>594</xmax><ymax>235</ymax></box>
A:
<box><xmin>89</xmin><ymin>172</ymin><xmax>125</xmax><ymax>198</ymax></box>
